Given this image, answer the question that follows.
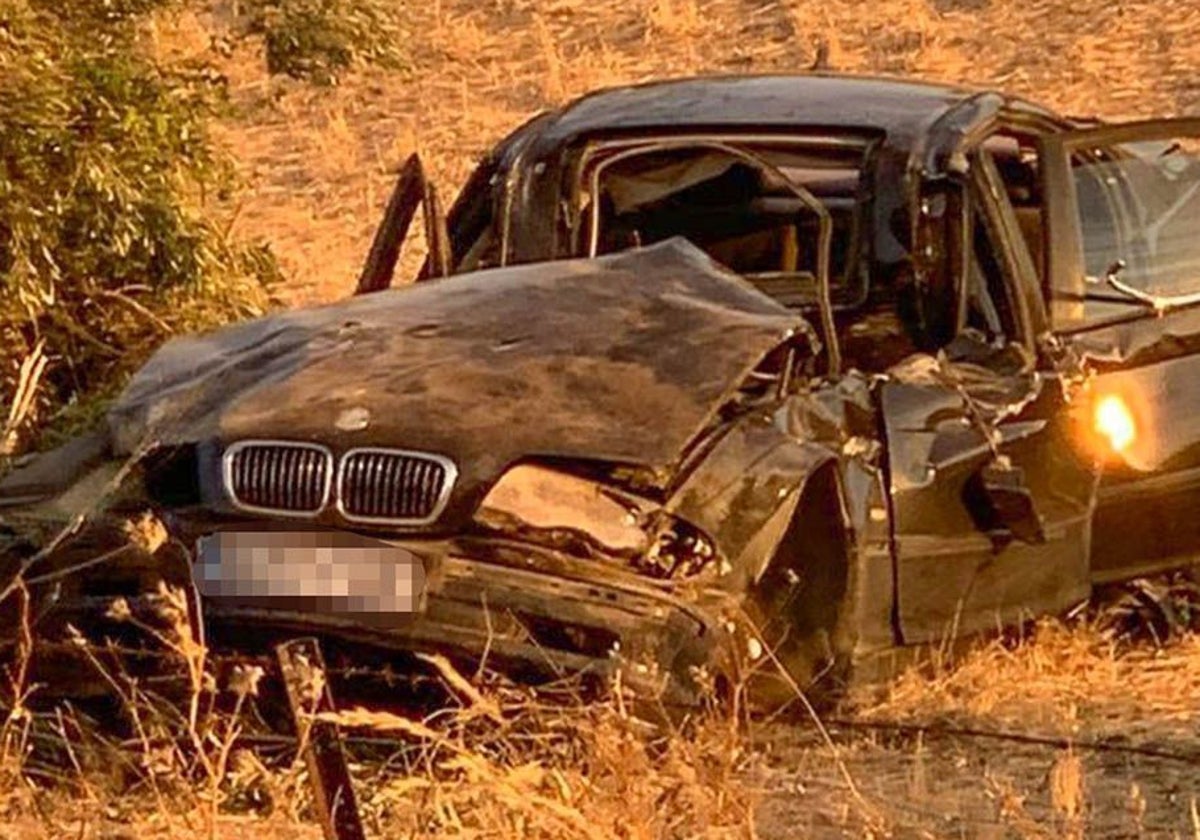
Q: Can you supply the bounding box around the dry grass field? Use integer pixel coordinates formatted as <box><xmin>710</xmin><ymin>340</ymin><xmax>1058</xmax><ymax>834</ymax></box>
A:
<box><xmin>194</xmin><ymin>0</ymin><xmax>1200</xmax><ymax>303</ymax></box>
<box><xmin>5</xmin><ymin>1</ymin><xmax>1200</xmax><ymax>837</ymax></box>
<box><xmin>4</xmin><ymin>611</ymin><xmax>1200</xmax><ymax>838</ymax></box>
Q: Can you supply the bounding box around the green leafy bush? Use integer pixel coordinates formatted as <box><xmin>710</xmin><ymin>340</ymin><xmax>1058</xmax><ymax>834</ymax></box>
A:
<box><xmin>242</xmin><ymin>0</ymin><xmax>405</xmax><ymax>85</ymax></box>
<box><xmin>0</xmin><ymin>0</ymin><xmax>408</xmax><ymax>452</ymax></box>
<box><xmin>0</xmin><ymin>0</ymin><xmax>279</xmax><ymax>448</ymax></box>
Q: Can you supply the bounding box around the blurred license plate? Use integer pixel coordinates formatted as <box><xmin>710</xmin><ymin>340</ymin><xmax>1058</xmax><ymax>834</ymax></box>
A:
<box><xmin>194</xmin><ymin>531</ymin><xmax>426</xmax><ymax>614</ymax></box>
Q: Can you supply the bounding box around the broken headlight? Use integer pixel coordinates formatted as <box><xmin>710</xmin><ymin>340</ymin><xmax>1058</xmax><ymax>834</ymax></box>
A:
<box><xmin>476</xmin><ymin>464</ymin><xmax>654</xmax><ymax>555</ymax></box>
<box><xmin>476</xmin><ymin>464</ymin><xmax>718</xmax><ymax>579</ymax></box>
<box><xmin>636</xmin><ymin>517</ymin><xmax>718</xmax><ymax>580</ymax></box>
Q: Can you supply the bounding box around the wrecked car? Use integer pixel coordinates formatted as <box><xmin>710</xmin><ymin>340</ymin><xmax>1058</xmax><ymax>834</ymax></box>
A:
<box><xmin>5</xmin><ymin>74</ymin><xmax>1200</xmax><ymax>706</ymax></box>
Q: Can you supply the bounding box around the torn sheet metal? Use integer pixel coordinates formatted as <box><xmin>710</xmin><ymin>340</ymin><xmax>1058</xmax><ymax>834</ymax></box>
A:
<box><xmin>110</xmin><ymin>240</ymin><xmax>803</xmax><ymax>516</ymax></box>
<box><xmin>882</xmin><ymin>355</ymin><xmax>1094</xmax><ymax>643</ymax></box>
<box><xmin>666</xmin><ymin>411</ymin><xmax>836</xmax><ymax>589</ymax></box>
<box><xmin>1066</xmin><ymin>305</ymin><xmax>1200</xmax><ymax>368</ymax></box>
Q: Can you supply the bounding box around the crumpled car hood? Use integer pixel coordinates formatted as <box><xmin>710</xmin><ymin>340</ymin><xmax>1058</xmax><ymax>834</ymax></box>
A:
<box><xmin>109</xmin><ymin>240</ymin><xmax>804</xmax><ymax>514</ymax></box>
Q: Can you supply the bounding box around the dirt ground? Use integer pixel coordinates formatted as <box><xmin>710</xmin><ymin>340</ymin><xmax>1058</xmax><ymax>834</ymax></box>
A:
<box><xmin>8</xmin><ymin>1</ymin><xmax>1200</xmax><ymax>837</ymax></box>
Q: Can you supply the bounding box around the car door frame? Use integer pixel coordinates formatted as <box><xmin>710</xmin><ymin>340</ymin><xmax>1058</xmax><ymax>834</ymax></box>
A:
<box><xmin>1040</xmin><ymin>117</ymin><xmax>1200</xmax><ymax>330</ymax></box>
<box><xmin>884</xmin><ymin>143</ymin><xmax>1096</xmax><ymax>645</ymax></box>
<box><xmin>1038</xmin><ymin>117</ymin><xmax>1200</xmax><ymax>583</ymax></box>
<box><xmin>355</xmin><ymin>153</ymin><xmax>452</xmax><ymax>294</ymax></box>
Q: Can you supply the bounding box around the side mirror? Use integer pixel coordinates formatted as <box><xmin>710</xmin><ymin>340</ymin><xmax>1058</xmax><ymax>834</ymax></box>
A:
<box><xmin>965</xmin><ymin>457</ymin><xmax>1046</xmax><ymax>548</ymax></box>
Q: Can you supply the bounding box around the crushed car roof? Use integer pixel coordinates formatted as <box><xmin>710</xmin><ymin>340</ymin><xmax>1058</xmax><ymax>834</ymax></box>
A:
<box><xmin>110</xmin><ymin>240</ymin><xmax>805</xmax><ymax>501</ymax></box>
<box><xmin>527</xmin><ymin>74</ymin><xmax>986</xmax><ymax>148</ymax></box>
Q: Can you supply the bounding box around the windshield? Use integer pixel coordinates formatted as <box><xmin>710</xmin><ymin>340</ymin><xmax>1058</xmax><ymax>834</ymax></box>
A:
<box><xmin>1070</xmin><ymin>137</ymin><xmax>1200</xmax><ymax>313</ymax></box>
<box><xmin>579</xmin><ymin>138</ymin><xmax>871</xmax><ymax>310</ymax></box>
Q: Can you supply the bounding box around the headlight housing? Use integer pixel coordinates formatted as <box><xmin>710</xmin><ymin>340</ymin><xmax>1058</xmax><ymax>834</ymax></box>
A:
<box><xmin>476</xmin><ymin>464</ymin><xmax>718</xmax><ymax>579</ymax></box>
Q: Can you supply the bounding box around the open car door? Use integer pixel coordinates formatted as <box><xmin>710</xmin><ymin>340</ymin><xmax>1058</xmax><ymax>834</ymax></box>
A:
<box><xmin>355</xmin><ymin>154</ymin><xmax>451</xmax><ymax>294</ymax></box>
<box><xmin>1040</xmin><ymin>118</ymin><xmax>1200</xmax><ymax>582</ymax></box>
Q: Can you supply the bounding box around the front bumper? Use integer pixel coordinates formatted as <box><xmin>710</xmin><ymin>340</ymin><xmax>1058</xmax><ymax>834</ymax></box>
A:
<box><xmin>33</xmin><ymin>530</ymin><xmax>732</xmax><ymax>705</ymax></box>
<box><xmin>218</xmin><ymin>541</ymin><xmax>725</xmax><ymax>702</ymax></box>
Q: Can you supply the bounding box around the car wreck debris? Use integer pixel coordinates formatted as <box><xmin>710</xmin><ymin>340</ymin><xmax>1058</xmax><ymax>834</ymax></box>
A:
<box><xmin>5</xmin><ymin>73</ymin><xmax>1200</xmax><ymax>708</ymax></box>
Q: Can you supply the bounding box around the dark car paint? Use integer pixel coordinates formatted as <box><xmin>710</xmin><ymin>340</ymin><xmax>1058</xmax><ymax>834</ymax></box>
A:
<box><xmin>1</xmin><ymin>239</ymin><xmax>861</xmax><ymax>702</ymax></box>
<box><xmin>439</xmin><ymin>74</ymin><xmax>1200</xmax><ymax>651</ymax></box>
<box><xmin>6</xmin><ymin>73</ymin><xmax>1200</xmax><ymax>703</ymax></box>
<box><xmin>456</xmin><ymin>75</ymin><xmax>1066</xmax><ymax>285</ymax></box>
<box><xmin>467</xmin><ymin>76</ymin><xmax>1098</xmax><ymax>650</ymax></box>
<box><xmin>108</xmin><ymin>242</ymin><xmax>801</xmax><ymax>528</ymax></box>
<box><xmin>879</xmin><ymin>371</ymin><xmax>1095</xmax><ymax>642</ymax></box>
<box><xmin>1036</xmin><ymin>121</ymin><xmax>1200</xmax><ymax>589</ymax></box>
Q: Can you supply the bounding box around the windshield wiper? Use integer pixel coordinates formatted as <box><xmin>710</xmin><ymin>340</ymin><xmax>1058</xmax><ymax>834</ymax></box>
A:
<box><xmin>1083</xmin><ymin>259</ymin><xmax>1200</xmax><ymax>314</ymax></box>
<box><xmin>1086</xmin><ymin>259</ymin><xmax>1160</xmax><ymax>310</ymax></box>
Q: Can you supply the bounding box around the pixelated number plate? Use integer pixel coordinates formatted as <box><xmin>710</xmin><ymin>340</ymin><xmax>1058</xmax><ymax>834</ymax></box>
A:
<box><xmin>195</xmin><ymin>531</ymin><xmax>427</xmax><ymax>615</ymax></box>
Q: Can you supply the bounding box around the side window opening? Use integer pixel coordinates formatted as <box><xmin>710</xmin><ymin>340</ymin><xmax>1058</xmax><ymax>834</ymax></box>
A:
<box><xmin>936</xmin><ymin>147</ymin><xmax>1043</xmax><ymax>371</ymax></box>
<box><xmin>983</xmin><ymin>131</ymin><xmax>1046</xmax><ymax>285</ymax></box>
<box><xmin>1045</xmin><ymin>124</ymin><xmax>1200</xmax><ymax>329</ymax></box>
<box><xmin>966</xmin><ymin>205</ymin><xmax>1020</xmax><ymax>344</ymax></box>
<box><xmin>581</xmin><ymin>137</ymin><xmax>914</xmax><ymax>374</ymax></box>
<box><xmin>1078</xmin><ymin>141</ymin><xmax>1200</xmax><ymax>289</ymax></box>
<box><xmin>580</xmin><ymin>140</ymin><xmax>871</xmax><ymax>311</ymax></box>
<box><xmin>437</xmin><ymin>156</ymin><xmax>503</xmax><ymax>275</ymax></box>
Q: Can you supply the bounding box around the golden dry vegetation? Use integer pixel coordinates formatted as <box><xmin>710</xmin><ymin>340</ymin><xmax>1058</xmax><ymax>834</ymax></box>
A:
<box><xmin>190</xmin><ymin>0</ymin><xmax>1200</xmax><ymax>302</ymax></box>
<box><xmin>6</xmin><ymin>1</ymin><xmax>1200</xmax><ymax>837</ymax></box>
<box><xmin>4</xmin><ymin>604</ymin><xmax>1200</xmax><ymax>838</ymax></box>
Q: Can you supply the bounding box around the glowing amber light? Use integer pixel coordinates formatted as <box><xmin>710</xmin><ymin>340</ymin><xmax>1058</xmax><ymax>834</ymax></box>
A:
<box><xmin>1094</xmin><ymin>394</ymin><xmax>1136</xmax><ymax>454</ymax></box>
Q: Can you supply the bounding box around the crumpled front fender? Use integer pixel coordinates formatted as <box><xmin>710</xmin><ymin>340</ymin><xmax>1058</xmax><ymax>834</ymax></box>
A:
<box><xmin>666</xmin><ymin>410</ymin><xmax>840</xmax><ymax>590</ymax></box>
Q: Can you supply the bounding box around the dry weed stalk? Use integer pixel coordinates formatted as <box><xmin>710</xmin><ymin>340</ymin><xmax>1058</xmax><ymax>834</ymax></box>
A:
<box><xmin>1049</xmin><ymin>748</ymin><xmax>1086</xmax><ymax>840</ymax></box>
<box><xmin>66</xmin><ymin>584</ymin><xmax>274</xmax><ymax>838</ymax></box>
<box><xmin>314</xmin><ymin>657</ymin><xmax>760</xmax><ymax>839</ymax></box>
<box><xmin>0</xmin><ymin>583</ymin><xmax>35</xmax><ymax>786</ymax></box>
<box><xmin>1</xmin><ymin>341</ymin><xmax>47</xmax><ymax>457</ymax></box>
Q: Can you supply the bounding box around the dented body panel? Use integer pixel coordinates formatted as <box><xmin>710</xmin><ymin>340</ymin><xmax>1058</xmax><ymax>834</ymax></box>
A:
<box><xmin>7</xmin><ymin>73</ymin><xmax>1200</xmax><ymax>705</ymax></box>
<box><xmin>110</xmin><ymin>243</ymin><xmax>800</xmax><ymax>529</ymax></box>
<box><xmin>881</xmin><ymin>369</ymin><xmax>1094</xmax><ymax>642</ymax></box>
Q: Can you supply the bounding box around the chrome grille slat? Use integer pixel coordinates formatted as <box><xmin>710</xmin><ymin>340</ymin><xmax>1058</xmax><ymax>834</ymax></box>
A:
<box><xmin>369</xmin><ymin>453</ymin><xmax>386</xmax><ymax>516</ymax></box>
<box><xmin>223</xmin><ymin>441</ymin><xmax>332</xmax><ymax>516</ymax></box>
<box><xmin>399</xmin><ymin>458</ymin><xmax>416</xmax><ymax>518</ymax></box>
<box><xmin>337</xmin><ymin>448</ymin><xmax>455</xmax><ymax>525</ymax></box>
<box><xmin>416</xmin><ymin>461</ymin><xmax>432</xmax><ymax>517</ymax></box>
<box><xmin>281</xmin><ymin>448</ymin><xmax>295</xmax><ymax>510</ymax></box>
<box><xmin>223</xmin><ymin>441</ymin><xmax>454</xmax><ymax>524</ymax></box>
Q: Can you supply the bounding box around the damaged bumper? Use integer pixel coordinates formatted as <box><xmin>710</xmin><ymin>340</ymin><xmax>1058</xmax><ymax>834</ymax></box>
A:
<box><xmin>188</xmin><ymin>530</ymin><xmax>728</xmax><ymax>703</ymax></box>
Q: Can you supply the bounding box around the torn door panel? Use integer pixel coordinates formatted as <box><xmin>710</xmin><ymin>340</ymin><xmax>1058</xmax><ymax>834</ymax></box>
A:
<box><xmin>883</xmin><ymin>357</ymin><xmax>1094</xmax><ymax>643</ymax></box>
